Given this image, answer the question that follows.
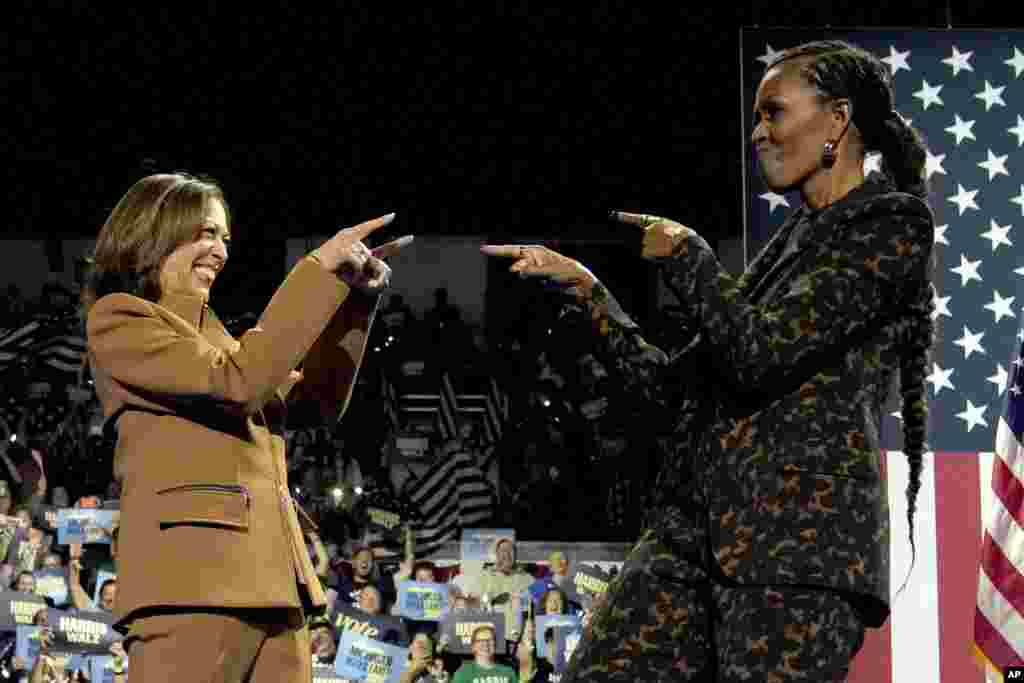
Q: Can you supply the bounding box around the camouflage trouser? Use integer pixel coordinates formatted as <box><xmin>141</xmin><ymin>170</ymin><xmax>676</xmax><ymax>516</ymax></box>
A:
<box><xmin>562</xmin><ymin>530</ymin><xmax>866</xmax><ymax>683</ymax></box>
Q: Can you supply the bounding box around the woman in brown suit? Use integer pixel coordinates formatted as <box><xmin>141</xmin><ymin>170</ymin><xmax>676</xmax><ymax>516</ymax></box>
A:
<box><xmin>81</xmin><ymin>172</ymin><xmax>413</xmax><ymax>682</ymax></box>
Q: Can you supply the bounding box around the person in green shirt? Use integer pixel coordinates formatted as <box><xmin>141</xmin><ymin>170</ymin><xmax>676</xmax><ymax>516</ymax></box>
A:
<box><xmin>452</xmin><ymin>624</ymin><xmax>535</xmax><ymax>683</ymax></box>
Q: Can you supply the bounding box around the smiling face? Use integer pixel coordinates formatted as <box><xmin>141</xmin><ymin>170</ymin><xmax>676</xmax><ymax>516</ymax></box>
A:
<box><xmin>752</xmin><ymin>59</ymin><xmax>841</xmax><ymax>195</ymax></box>
<box><xmin>410</xmin><ymin>633</ymin><xmax>433</xmax><ymax>661</ymax></box>
<box><xmin>543</xmin><ymin>590</ymin><xmax>565</xmax><ymax>614</ymax></box>
<box><xmin>353</xmin><ymin>549</ymin><xmax>374</xmax><ymax>578</ymax></box>
<box><xmin>157</xmin><ymin>198</ymin><xmax>230</xmax><ymax>302</ymax></box>
<box><xmin>495</xmin><ymin>539</ymin><xmax>515</xmax><ymax>574</ymax></box>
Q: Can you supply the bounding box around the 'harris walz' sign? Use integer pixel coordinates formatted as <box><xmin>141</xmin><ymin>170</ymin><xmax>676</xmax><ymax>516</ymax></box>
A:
<box><xmin>334</xmin><ymin>629</ymin><xmax>408</xmax><ymax>683</ymax></box>
<box><xmin>329</xmin><ymin>600</ymin><xmax>408</xmax><ymax>645</ymax></box>
<box><xmin>56</xmin><ymin>509</ymin><xmax>119</xmax><ymax>546</ymax></box>
<box><xmin>0</xmin><ymin>591</ymin><xmax>46</xmax><ymax>630</ymax></box>
<box><xmin>438</xmin><ymin>609</ymin><xmax>505</xmax><ymax>654</ymax></box>
<box><xmin>44</xmin><ymin>608</ymin><xmax>119</xmax><ymax>655</ymax></box>
<box><xmin>566</xmin><ymin>564</ymin><xmax>611</xmax><ymax>610</ymax></box>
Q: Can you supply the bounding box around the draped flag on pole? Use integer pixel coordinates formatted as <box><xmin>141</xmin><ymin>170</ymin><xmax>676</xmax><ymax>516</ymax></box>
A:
<box><xmin>975</xmin><ymin>330</ymin><xmax>1024</xmax><ymax>676</ymax></box>
<box><xmin>742</xmin><ymin>28</ymin><xmax>1024</xmax><ymax>683</ymax></box>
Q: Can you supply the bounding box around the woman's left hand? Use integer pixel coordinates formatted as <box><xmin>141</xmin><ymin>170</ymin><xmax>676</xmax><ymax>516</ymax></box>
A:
<box><xmin>612</xmin><ymin>211</ymin><xmax>695</xmax><ymax>260</ymax></box>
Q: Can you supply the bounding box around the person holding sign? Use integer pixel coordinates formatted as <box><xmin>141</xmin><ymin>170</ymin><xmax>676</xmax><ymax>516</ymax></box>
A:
<box><xmin>483</xmin><ymin>40</ymin><xmax>933</xmax><ymax>682</ymax></box>
<box><xmin>82</xmin><ymin>172</ymin><xmax>414</xmax><ymax>683</ymax></box>
<box><xmin>398</xmin><ymin>633</ymin><xmax>446</xmax><ymax>683</ymax></box>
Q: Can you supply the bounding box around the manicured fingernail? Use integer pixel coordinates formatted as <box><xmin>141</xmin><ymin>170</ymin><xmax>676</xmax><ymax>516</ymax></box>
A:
<box><xmin>383</xmin><ymin>212</ymin><xmax>396</xmax><ymax>224</ymax></box>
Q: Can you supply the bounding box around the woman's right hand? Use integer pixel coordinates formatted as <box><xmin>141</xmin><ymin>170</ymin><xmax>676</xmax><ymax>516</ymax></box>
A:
<box><xmin>312</xmin><ymin>214</ymin><xmax>413</xmax><ymax>285</ymax></box>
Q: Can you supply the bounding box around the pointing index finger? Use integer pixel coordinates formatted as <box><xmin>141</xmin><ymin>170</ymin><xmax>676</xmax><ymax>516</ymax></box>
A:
<box><xmin>348</xmin><ymin>213</ymin><xmax>396</xmax><ymax>241</ymax></box>
<box><xmin>480</xmin><ymin>244</ymin><xmax>526</xmax><ymax>259</ymax></box>
<box><xmin>612</xmin><ymin>211</ymin><xmax>663</xmax><ymax>229</ymax></box>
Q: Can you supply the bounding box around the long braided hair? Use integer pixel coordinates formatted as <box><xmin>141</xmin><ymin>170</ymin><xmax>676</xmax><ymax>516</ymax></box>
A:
<box><xmin>767</xmin><ymin>41</ymin><xmax>934</xmax><ymax>585</ymax></box>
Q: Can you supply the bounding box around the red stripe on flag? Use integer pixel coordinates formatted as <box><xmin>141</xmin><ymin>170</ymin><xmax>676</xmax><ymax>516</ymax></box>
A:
<box><xmin>981</xmin><ymin>529</ymin><xmax>1024</xmax><ymax>617</ymax></box>
<box><xmin>847</xmin><ymin>621</ymin><xmax>891</xmax><ymax>683</ymax></box>
<box><xmin>935</xmin><ymin>452</ymin><xmax>984</xmax><ymax>683</ymax></box>
<box><xmin>974</xmin><ymin>609</ymin><xmax>1024</xmax><ymax>668</ymax></box>
<box><xmin>993</xmin><ymin>453</ymin><xmax>1024</xmax><ymax>531</ymax></box>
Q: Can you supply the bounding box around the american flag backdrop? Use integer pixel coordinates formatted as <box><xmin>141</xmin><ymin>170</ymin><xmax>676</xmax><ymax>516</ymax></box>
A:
<box><xmin>742</xmin><ymin>28</ymin><xmax>1024</xmax><ymax>683</ymax></box>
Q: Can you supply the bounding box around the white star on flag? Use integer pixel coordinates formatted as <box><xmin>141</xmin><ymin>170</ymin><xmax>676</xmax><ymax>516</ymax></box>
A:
<box><xmin>756</xmin><ymin>44</ymin><xmax>785</xmax><ymax>65</ymax></box>
<box><xmin>913</xmin><ymin>80</ymin><xmax>944</xmax><ymax>109</ymax></box>
<box><xmin>1015</xmin><ymin>266</ymin><xmax>1024</xmax><ymax>277</ymax></box>
<box><xmin>955</xmin><ymin>399</ymin><xmax>988</xmax><ymax>432</ymax></box>
<box><xmin>934</xmin><ymin>224</ymin><xmax>949</xmax><ymax>246</ymax></box>
<box><xmin>926</xmin><ymin>362</ymin><xmax>956</xmax><ymax>395</ymax></box>
<box><xmin>953</xmin><ymin>326</ymin><xmax>986</xmax><ymax>358</ymax></box>
<box><xmin>987</xmin><ymin>364</ymin><xmax>1009</xmax><ymax>396</ymax></box>
<box><xmin>759</xmin><ymin>192</ymin><xmax>790</xmax><ymax>213</ymax></box>
<box><xmin>1008</xmin><ymin>115</ymin><xmax>1024</xmax><ymax>147</ymax></box>
<box><xmin>975</xmin><ymin>81</ymin><xmax>1007</xmax><ymax>111</ymax></box>
<box><xmin>945</xmin><ymin>114</ymin><xmax>977</xmax><ymax>145</ymax></box>
<box><xmin>947</xmin><ymin>184</ymin><xmax>980</xmax><ymax>215</ymax></box>
<box><xmin>1011</xmin><ymin>185</ymin><xmax>1024</xmax><ymax>215</ymax></box>
<box><xmin>983</xmin><ymin>290</ymin><xmax>1016</xmax><ymax>323</ymax></box>
<box><xmin>1006</xmin><ymin>46</ymin><xmax>1024</xmax><ymax>78</ymax></box>
<box><xmin>882</xmin><ymin>45</ymin><xmax>912</xmax><ymax>74</ymax></box>
<box><xmin>950</xmin><ymin>253</ymin><xmax>983</xmax><ymax>286</ymax></box>
<box><xmin>942</xmin><ymin>46</ymin><xmax>974</xmax><ymax>76</ymax></box>
<box><xmin>925</xmin><ymin>150</ymin><xmax>946</xmax><ymax>179</ymax></box>
<box><xmin>864</xmin><ymin>153</ymin><xmax>883</xmax><ymax>175</ymax></box>
<box><xmin>978</xmin><ymin>149</ymin><xmax>1010</xmax><ymax>181</ymax></box>
<box><xmin>932</xmin><ymin>292</ymin><xmax>952</xmax><ymax>320</ymax></box>
<box><xmin>979</xmin><ymin>219</ymin><xmax>1012</xmax><ymax>252</ymax></box>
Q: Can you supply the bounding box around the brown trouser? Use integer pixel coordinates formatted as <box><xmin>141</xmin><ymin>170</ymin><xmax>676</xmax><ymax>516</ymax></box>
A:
<box><xmin>124</xmin><ymin>608</ymin><xmax>310</xmax><ymax>683</ymax></box>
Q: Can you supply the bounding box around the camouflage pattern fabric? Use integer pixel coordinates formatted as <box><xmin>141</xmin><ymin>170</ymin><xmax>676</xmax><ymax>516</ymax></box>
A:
<box><xmin>562</xmin><ymin>531</ymin><xmax>864</xmax><ymax>682</ymax></box>
<box><xmin>553</xmin><ymin>177</ymin><xmax>932</xmax><ymax>680</ymax></box>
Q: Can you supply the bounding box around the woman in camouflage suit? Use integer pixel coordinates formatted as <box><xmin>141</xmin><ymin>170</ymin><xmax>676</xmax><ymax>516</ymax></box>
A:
<box><xmin>484</xmin><ymin>40</ymin><xmax>933</xmax><ymax>682</ymax></box>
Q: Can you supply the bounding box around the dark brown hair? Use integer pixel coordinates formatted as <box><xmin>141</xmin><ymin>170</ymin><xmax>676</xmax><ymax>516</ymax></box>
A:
<box><xmin>80</xmin><ymin>172</ymin><xmax>231</xmax><ymax>317</ymax></box>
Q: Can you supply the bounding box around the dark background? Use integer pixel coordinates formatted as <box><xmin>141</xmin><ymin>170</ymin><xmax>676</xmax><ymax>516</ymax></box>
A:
<box><xmin>3</xmin><ymin>1</ymin><xmax>1014</xmax><ymax>311</ymax></box>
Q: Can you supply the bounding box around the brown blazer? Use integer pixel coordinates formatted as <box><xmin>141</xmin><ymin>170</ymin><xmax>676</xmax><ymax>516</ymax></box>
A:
<box><xmin>86</xmin><ymin>256</ymin><xmax>378</xmax><ymax>633</ymax></box>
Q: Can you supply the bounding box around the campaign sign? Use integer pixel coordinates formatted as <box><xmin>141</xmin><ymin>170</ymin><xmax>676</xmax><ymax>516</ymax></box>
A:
<box><xmin>460</xmin><ymin>528</ymin><xmax>515</xmax><ymax>563</ymax></box>
<box><xmin>57</xmin><ymin>509</ymin><xmax>119</xmax><ymax>546</ymax></box>
<box><xmin>313</xmin><ymin>664</ymin><xmax>348</xmax><ymax>683</ymax></box>
<box><xmin>438</xmin><ymin>609</ymin><xmax>505</xmax><ymax>654</ymax></box>
<box><xmin>0</xmin><ymin>590</ymin><xmax>46</xmax><ymax>630</ymax></box>
<box><xmin>535</xmin><ymin>614</ymin><xmax>582</xmax><ymax>659</ymax></box>
<box><xmin>34</xmin><ymin>568</ymin><xmax>69</xmax><ymax>607</ymax></box>
<box><xmin>364</xmin><ymin>506</ymin><xmax>404</xmax><ymax>537</ymax></box>
<box><xmin>15</xmin><ymin>625</ymin><xmax>84</xmax><ymax>671</ymax></box>
<box><xmin>45</xmin><ymin>608</ymin><xmax>119</xmax><ymax>655</ymax></box>
<box><xmin>552</xmin><ymin>624</ymin><xmax>584</xmax><ymax>674</ymax></box>
<box><xmin>89</xmin><ymin>655</ymin><xmax>127</xmax><ymax>683</ymax></box>
<box><xmin>396</xmin><ymin>581</ymin><xmax>449</xmax><ymax>622</ymax></box>
<box><xmin>334</xmin><ymin>629</ymin><xmax>408</xmax><ymax>683</ymax></box>
<box><xmin>568</xmin><ymin>564</ymin><xmax>611</xmax><ymax>610</ymax></box>
<box><xmin>93</xmin><ymin>570</ymin><xmax>117</xmax><ymax>608</ymax></box>
<box><xmin>330</xmin><ymin>600</ymin><xmax>408</xmax><ymax>645</ymax></box>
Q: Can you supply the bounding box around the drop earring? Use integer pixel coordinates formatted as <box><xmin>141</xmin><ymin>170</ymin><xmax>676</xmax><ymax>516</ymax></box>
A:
<box><xmin>821</xmin><ymin>140</ymin><xmax>837</xmax><ymax>169</ymax></box>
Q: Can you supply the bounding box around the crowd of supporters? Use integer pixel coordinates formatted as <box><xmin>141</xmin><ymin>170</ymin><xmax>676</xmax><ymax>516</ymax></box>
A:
<box><xmin>0</xmin><ymin>279</ymin><xmax>657</xmax><ymax>681</ymax></box>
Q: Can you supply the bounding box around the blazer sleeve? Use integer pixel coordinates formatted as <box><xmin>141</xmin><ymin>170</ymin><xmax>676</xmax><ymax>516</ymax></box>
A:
<box><xmin>286</xmin><ymin>289</ymin><xmax>381</xmax><ymax>423</ymax></box>
<box><xmin>656</xmin><ymin>193</ymin><xmax>933</xmax><ymax>394</ymax></box>
<box><xmin>87</xmin><ymin>257</ymin><xmax>352</xmax><ymax>417</ymax></box>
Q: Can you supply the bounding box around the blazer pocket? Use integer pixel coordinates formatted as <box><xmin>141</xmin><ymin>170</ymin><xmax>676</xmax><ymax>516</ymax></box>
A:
<box><xmin>155</xmin><ymin>484</ymin><xmax>250</xmax><ymax>530</ymax></box>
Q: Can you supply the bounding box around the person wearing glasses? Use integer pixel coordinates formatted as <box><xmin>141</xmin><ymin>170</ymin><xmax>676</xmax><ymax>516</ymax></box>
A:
<box><xmin>451</xmin><ymin>624</ymin><xmax>534</xmax><ymax>683</ymax></box>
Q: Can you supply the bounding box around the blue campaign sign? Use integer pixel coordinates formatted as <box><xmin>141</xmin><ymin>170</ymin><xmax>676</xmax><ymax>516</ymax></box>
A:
<box><xmin>460</xmin><ymin>528</ymin><xmax>515</xmax><ymax>563</ymax></box>
<box><xmin>313</xmin><ymin>664</ymin><xmax>348</xmax><ymax>683</ymax></box>
<box><xmin>334</xmin><ymin>628</ymin><xmax>409</xmax><ymax>683</ymax></box>
<box><xmin>15</xmin><ymin>625</ymin><xmax>84</xmax><ymax>672</ymax></box>
<box><xmin>34</xmin><ymin>568</ymin><xmax>69</xmax><ymax>607</ymax></box>
<box><xmin>0</xmin><ymin>590</ymin><xmax>47</xmax><ymax>630</ymax></box>
<box><xmin>93</xmin><ymin>570</ymin><xmax>117</xmax><ymax>608</ymax></box>
<box><xmin>396</xmin><ymin>581</ymin><xmax>450</xmax><ymax>622</ymax></box>
<box><xmin>535</xmin><ymin>614</ymin><xmax>582</xmax><ymax>659</ymax></box>
<box><xmin>552</xmin><ymin>624</ymin><xmax>584</xmax><ymax>674</ymax></box>
<box><xmin>56</xmin><ymin>509</ymin><xmax>119</xmax><ymax>546</ymax></box>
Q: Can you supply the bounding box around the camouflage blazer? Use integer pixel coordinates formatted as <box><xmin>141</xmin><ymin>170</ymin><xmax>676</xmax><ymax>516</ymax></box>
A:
<box><xmin>591</xmin><ymin>178</ymin><xmax>933</xmax><ymax>627</ymax></box>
